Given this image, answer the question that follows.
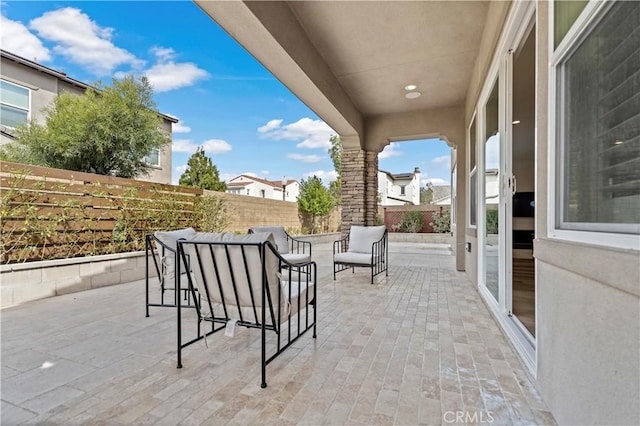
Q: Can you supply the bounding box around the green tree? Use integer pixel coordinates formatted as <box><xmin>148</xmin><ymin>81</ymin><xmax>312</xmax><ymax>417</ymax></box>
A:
<box><xmin>297</xmin><ymin>176</ymin><xmax>334</xmax><ymax>233</ymax></box>
<box><xmin>1</xmin><ymin>75</ymin><xmax>169</xmax><ymax>178</ymax></box>
<box><xmin>178</xmin><ymin>147</ymin><xmax>226</xmax><ymax>191</ymax></box>
<box><xmin>327</xmin><ymin>135</ymin><xmax>342</xmax><ymax>202</ymax></box>
<box><xmin>420</xmin><ymin>186</ymin><xmax>433</xmax><ymax>204</ymax></box>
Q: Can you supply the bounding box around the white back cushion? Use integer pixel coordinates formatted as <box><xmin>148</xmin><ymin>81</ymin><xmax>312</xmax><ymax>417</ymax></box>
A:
<box><xmin>249</xmin><ymin>226</ymin><xmax>289</xmax><ymax>254</ymax></box>
<box><xmin>154</xmin><ymin>227</ymin><xmax>197</xmax><ymax>281</ymax></box>
<box><xmin>185</xmin><ymin>232</ymin><xmax>279</xmax><ymax>319</ymax></box>
<box><xmin>348</xmin><ymin>225</ymin><xmax>386</xmax><ymax>254</ymax></box>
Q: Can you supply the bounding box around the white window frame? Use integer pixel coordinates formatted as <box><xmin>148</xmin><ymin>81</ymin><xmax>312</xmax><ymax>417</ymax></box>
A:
<box><xmin>548</xmin><ymin>0</ymin><xmax>640</xmax><ymax>250</ymax></box>
<box><xmin>144</xmin><ymin>147</ymin><xmax>161</xmax><ymax>167</ymax></box>
<box><xmin>0</xmin><ymin>79</ymin><xmax>31</xmax><ymax>129</ymax></box>
<box><xmin>468</xmin><ymin>114</ymin><xmax>478</xmax><ymax>229</ymax></box>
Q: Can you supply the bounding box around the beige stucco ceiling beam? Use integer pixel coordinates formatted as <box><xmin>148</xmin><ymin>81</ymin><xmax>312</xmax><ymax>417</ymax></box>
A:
<box><xmin>364</xmin><ymin>106</ymin><xmax>465</xmax><ymax>153</ymax></box>
<box><xmin>194</xmin><ymin>0</ymin><xmax>363</xmax><ymax>140</ymax></box>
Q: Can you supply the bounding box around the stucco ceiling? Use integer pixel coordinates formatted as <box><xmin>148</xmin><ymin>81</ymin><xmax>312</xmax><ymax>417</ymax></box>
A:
<box><xmin>196</xmin><ymin>1</ymin><xmax>490</xmax><ymax>142</ymax></box>
<box><xmin>287</xmin><ymin>1</ymin><xmax>489</xmax><ymax>116</ymax></box>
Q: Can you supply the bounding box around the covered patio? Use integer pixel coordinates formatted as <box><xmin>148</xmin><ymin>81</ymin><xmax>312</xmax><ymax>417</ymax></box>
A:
<box><xmin>1</xmin><ymin>241</ymin><xmax>554</xmax><ymax>425</ymax></box>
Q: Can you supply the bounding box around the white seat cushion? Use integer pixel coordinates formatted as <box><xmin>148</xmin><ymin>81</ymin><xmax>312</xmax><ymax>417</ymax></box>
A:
<box><xmin>282</xmin><ymin>252</ymin><xmax>311</xmax><ymax>264</ymax></box>
<box><xmin>334</xmin><ymin>252</ymin><xmax>373</xmax><ymax>266</ymax></box>
<box><xmin>348</xmin><ymin>226</ymin><xmax>386</xmax><ymax>254</ymax></box>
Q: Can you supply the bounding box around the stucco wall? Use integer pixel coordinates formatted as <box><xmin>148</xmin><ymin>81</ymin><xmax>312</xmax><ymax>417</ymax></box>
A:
<box><xmin>533</xmin><ymin>3</ymin><xmax>640</xmax><ymax>423</ymax></box>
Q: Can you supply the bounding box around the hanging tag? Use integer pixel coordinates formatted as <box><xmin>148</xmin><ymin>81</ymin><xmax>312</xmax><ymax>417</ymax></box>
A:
<box><xmin>225</xmin><ymin>319</ymin><xmax>238</xmax><ymax>337</ymax></box>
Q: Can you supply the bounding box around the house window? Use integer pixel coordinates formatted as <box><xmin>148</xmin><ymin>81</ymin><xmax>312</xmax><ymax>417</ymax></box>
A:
<box><xmin>400</xmin><ymin>185</ymin><xmax>406</xmax><ymax>195</ymax></box>
<box><xmin>260</xmin><ymin>189</ymin><xmax>265</xmax><ymax>198</ymax></box>
<box><xmin>144</xmin><ymin>148</ymin><xmax>160</xmax><ymax>166</ymax></box>
<box><xmin>469</xmin><ymin>116</ymin><xmax>478</xmax><ymax>227</ymax></box>
<box><xmin>555</xmin><ymin>1</ymin><xmax>640</xmax><ymax>235</ymax></box>
<box><xmin>246</xmin><ymin>189</ymin><xmax>250</xmax><ymax>195</ymax></box>
<box><xmin>0</xmin><ymin>80</ymin><xmax>30</xmax><ymax>129</ymax></box>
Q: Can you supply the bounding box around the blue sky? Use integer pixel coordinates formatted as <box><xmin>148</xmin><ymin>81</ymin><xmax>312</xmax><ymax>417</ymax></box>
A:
<box><xmin>1</xmin><ymin>1</ymin><xmax>451</xmax><ymax>186</ymax></box>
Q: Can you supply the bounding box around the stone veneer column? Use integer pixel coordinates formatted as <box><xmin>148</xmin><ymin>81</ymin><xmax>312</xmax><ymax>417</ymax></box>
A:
<box><xmin>341</xmin><ymin>148</ymin><xmax>379</xmax><ymax>234</ymax></box>
<box><xmin>364</xmin><ymin>151</ymin><xmax>378</xmax><ymax>226</ymax></box>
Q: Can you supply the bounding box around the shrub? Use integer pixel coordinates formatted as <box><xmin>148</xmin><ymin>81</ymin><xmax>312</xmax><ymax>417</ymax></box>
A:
<box><xmin>399</xmin><ymin>211</ymin><xmax>424</xmax><ymax>233</ymax></box>
<box><xmin>430</xmin><ymin>210</ymin><xmax>451</xmax><ymax>233</ymax></box>
<box><xmin>486</xmin><ymin>209</ymin><xmax>499</xmax><ymax>235</ymax></box>
<box><xmin>194</xmin><ymin>195</ymin><xmax>229</xmax><ymax>232</ymax></box>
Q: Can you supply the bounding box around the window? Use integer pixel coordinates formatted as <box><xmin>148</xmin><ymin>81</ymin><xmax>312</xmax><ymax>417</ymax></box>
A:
<box><xmin>469</xmin><ymin>116</ymin><xmax>478</xmax><ymax>227</ymax></box>
<box><xmin>555</xmin><ymin>1</ymin><xmax>640</xmax><ymax>235</ymax></box>
<box><xmin>1</xmin><ymin>80</ymin><xmax>30</xmax><ymax>129</ymax></box>
<box><xmin>260</xmin><ymin>189</ymin><xmax>266</xmax><ymax>198</ymax></box>
<box><xmin>144</xmin><ymin>148</ymin><xmax>160</xmax><ymax>166</ymax></box>
<box><xmin>400</xmin><ymin>185</ymin><xmax>406</xmax><ymax>195</ymax></box>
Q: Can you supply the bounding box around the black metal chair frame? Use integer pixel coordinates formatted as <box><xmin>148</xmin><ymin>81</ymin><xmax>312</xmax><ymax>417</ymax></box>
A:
<box><xmin>145</xmin><ymin>234</ymin><xmax>195</xmax><ymax>317</ymax></box>
<box><xmin>248</xmin><ymin>226</ymin><xmax>312</xmax><ymax>259</ymax></box>
<box><xmin>333</xmin><ymin>229</ymin><xmax>388</xmax><ymax>284</ymax></box>
<box><xmin>176</xmin><ymin>239</ymin><xmax>317</xmax><ymax>388</ymax></box>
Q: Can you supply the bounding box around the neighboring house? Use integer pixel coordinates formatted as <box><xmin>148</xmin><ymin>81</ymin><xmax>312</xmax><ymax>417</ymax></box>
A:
<box><xmin>0</xmin><ymin>50</ymin><xmax>177</xmax><ymax>184</ymax></box>
<box><xmin>430</xmin><ymin>184</ymin><xmax>451</xmax><ymax>205</ymax></box>
<box><xmin>226</xmin><ymin>175</ymin><xmax>299</xmax><ymax>202</ymax></box>
<box><xmin>377</xmin><ymin>167</ymin><xmax>420</xmax><ymax>205</ymax></box>
<box><xmin>201</xmin><ymin>2</ymin><xmax>640</xmax><ymax>424</ymax></box>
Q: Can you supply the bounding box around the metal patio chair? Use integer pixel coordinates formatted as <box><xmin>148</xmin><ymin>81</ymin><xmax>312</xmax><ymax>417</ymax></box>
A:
<box><xmin>176</xmin><ymin>231</ymin><xmax>317</xmax><ymax>388</ymax></box>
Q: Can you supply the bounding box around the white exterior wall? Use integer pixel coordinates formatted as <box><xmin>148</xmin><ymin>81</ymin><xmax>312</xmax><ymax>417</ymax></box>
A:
<box><xmin>377</xmin><ymin>171</ymin><xmax>420</xmax><ymax>205</ymax></box>
<box><xmin>284</xmin><ymin>181</ymin><xmax>299</xmax><ymax>202</ymax></box>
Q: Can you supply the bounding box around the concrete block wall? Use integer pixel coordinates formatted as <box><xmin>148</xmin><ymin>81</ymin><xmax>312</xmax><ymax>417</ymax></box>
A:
<box><xmin>0</xmin><ymin>252</ymin><xmax>152</xmax><ymax>308</ymax></box>
<box><xmin>205</xmin><ymin>190</ymin><xmax>302</xmax><ymax>233</ymax></box>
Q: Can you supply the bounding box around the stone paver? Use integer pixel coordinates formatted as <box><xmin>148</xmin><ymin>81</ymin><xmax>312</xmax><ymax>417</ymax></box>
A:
<box><xmin>1</xmin><ymin>242</ymin><xmax>556</xmax><ymax>425</ymax></box>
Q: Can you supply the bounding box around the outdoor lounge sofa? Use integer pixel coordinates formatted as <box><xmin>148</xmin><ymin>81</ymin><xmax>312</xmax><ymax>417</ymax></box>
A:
<box><xmin>145</xmin><ymin>227</ymin><xmax>198</xmax><ymax>316</ymax></box>
<box><xmin>176</xmin><ymin>231</ymin><xmax>317</xmax><ymax>388</ymax></box>
<box><xmin>248</xmin><ymin>226</ymin><xmax>312</xmax><ymax>264</ymax></box>
<box><xmin>333</xmin><ymin>225</ymin><xmax>388</xmax><ymax>284</ymax></box>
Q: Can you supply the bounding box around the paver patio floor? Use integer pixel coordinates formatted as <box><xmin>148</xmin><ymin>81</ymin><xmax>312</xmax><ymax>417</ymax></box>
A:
<box><xmin>1</xmin><ymin>242</ymin><xmax>555</xmax><ymax>425</ymax></box>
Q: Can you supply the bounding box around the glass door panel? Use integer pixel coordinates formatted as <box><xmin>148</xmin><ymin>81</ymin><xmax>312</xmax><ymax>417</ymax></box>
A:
<box><xmin>484</xmin><ymin>78</ymin><xmax>500</xmax><ymax>302</ymax></box>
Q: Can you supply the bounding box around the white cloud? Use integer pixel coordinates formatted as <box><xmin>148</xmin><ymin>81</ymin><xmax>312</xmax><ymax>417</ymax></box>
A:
<box><xmin>1</xmin><ymin>16</ymin><xmax>51</xmax><ymax>61</ymax></box>
<box><xmin>202</xmin><ymin>139</ymin><xmax>232</xmax><ymax>154</ymax></box>
<box><xmin>302</xmin><ymin>170</ymin><xmax>338</xmax><ymax>182</ymax></box>
<box><xmin>29</xmin><ymin>7</ymin><xmax>143</xmax><ymax>75</ymax></box>
<box><xmin>173</xmin><ymin>164</ymin><xmax>187</xmax><ymax>185</ymax></box>
<box><xmin>172</xmin><ymin>138</ymin><xmax>232</xmax><ymax>155</ymax></box>
<box><xmin>287</xmin><ymin>153</ymin><xmax>323</xmax><ymax>163</ymax></box>
<box><xmin>172</xmin><ymin>122</ymin><xmax>191</xmax><ymax>134</ymax></box>
<box><xmin>144</xmin><ymin>46</ymin><xmax>208</xmax><ymax>92</ymax></box>
<box><xmin>258</xmin><ymin>119</ymin><xmax>283</xmax><ymax>133</ymax></box>
<box><xmin>432</xmin><ymin>155</ymin><xmax>450</xmax><ymax>165</ymax></box>
<box><xmin>258</xmin><ymin>118</ymin><xmax>335</xmax><ymax>150</ymax></box>
<box><xmin>379</xmin><ymin>143</ymin><xmax>402</xmax><ymax>159</ymax></box>
<box><xmin>145</xmin><ymin>61</ymin><xmax>208</xmax><ymax>93</ymax></box>
<box><xmin>260</xmin><ymin>170</ymin><xmax>270</xmax><ymax>176</ymax></box>
<box><xmin>172</xmin><ymin>139</ymin><xmax>197</xmax><ymax>154</ymax></box>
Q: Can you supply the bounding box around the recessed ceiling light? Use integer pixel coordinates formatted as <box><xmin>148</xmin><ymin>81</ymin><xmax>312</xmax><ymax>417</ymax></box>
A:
<box><xmin>404</xmin><ymin>84</ymin><xmax>417</xmax><ymax>91</ymax></box>
<box><xmin>405</xmin><ymin>91</ymin><xmax>421</xmax><ymax>99</ymax></box>
<box><xmin>512</xmin><ymin>120</ymin><xmax>521</xmax><ymax>125</ymax></box>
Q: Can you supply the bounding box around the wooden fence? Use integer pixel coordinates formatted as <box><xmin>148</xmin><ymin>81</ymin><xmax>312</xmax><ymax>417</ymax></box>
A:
<box><xmin>1</xmin><ymin>161</ymin><xmax>202</xmax><ymax>263</ymax></box>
